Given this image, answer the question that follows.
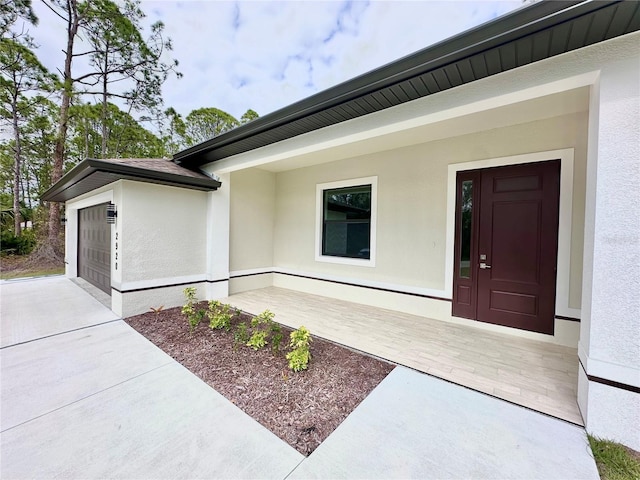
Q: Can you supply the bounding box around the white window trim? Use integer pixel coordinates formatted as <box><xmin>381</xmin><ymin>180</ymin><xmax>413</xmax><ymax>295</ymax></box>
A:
<box><xmin>315</xmin><ymin>176</ymin><xmax>378</xmax><ymax>267</ymax></box>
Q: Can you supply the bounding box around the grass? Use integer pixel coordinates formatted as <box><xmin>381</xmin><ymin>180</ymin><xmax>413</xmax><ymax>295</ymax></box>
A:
<box><xmin>589</xmin><ymin>435</ymin><xmax>640</xmax><ymax>480</ymax></box>
<box><xmin>0</xmin><ymin>265</ymin><xmax>65</xmax><ymax>280</ymax></box>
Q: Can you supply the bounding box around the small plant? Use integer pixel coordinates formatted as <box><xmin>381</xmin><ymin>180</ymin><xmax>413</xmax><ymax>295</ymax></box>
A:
<box><xmin>234</xmin><ymin>321</ymin><xmax>250</xmax><ymax>347</ymax></box>
<box><xmin>247</xmin><ymin>330</ymin><xmax>268</xmax><ymax>350</ymax></box>
<box><xmin>207</xmin><ymin>301</ymin><xmax>232</xmax><ymax>331</ymax></box>
<box><xmin>149</xmin><ymin>305</ymin><xmax>164</xmax><ymax>315</ymax></box>
<box><xmin>270</xmin><ymin>322</ymin><xmax>283</xmax><ymax>354</ymax></box>
<box><xmin>245</xmin><ymin>309</ymin><xmax>277</xmax><ymax>351</ymax></box>
<box><xmin>182</xmin><ymin>287</ymin><xmax>205</xmax><ymax>333</ymax></box>
<box><xmin>286</xmin><ymin>326</ymin><xmax>312</xmax><ymax>372</ymax></box>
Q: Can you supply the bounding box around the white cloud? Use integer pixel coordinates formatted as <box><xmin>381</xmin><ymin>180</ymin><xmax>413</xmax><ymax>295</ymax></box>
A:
<box><xmin>28</xmin><ymin>0</ymin><xmax>522</xmax><ymax>122</ymax></box>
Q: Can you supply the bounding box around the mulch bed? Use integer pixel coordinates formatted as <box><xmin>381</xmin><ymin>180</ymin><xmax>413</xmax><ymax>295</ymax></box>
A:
<box><xmin>125</xmin><ymin>303</ymin><xmax>394</xmax><ymax>455</ymax></box>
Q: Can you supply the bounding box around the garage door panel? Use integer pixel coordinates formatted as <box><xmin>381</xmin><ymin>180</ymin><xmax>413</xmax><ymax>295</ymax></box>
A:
<box><xmin>78</xmin><ymin>204</ymin><xmax>111</xmax><ymax>295</ymax></box>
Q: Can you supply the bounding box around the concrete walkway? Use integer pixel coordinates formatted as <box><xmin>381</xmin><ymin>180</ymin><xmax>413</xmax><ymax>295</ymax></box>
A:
<box><xmin>0</xmin><ymin>277</ymin><xmax>600</xmax><ymax>479</ymax></box>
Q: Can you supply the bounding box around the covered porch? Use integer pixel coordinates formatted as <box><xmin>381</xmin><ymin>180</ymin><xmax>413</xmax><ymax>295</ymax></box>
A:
<box><xmin>223</xmin><ymin>286</ymin><xmax>582</xmax><ymax>425</ymax></box>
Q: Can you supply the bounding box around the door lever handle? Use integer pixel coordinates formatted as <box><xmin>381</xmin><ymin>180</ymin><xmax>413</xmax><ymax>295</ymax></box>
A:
<box><xmin>480</xmin><ymin>262</ymin><xmax>492</xmax><ymax>269</ymax></box>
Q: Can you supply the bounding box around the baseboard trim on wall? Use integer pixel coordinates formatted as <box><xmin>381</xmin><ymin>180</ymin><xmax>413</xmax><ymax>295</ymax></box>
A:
<box><xmin>579</xmin><ymin>359</ymin><xmax>640</xmax><ymax>394</ymax></box>
<box><xmin>555</xmin><ymin>315</ymin><xmax>581</xmax><ymax>322</ymax></box>
<box><xmin>114</xmin><ymin>277</ymin><xmax>228</xmax><ymax>294</ymax></box>
<box><xmin>230</xmin><ymin>269</ymin><xmax>452</xmax><ymax>302</ymax></box>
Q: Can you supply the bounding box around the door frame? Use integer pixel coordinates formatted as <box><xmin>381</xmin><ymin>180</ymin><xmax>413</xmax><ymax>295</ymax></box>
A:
<box><xmin>445</xmin><ymin>148</ymin><xmax>579</xmax><ymax>322</ymax></box>
<box><xmin>452</xmin><ymin>161</ymin><xmax>560</xmax><ymax>334</ymax></box>
<box><xmin>64</xmin><ymin>190</ymin><xmax>114</xmax><ymax>281</ymax></box>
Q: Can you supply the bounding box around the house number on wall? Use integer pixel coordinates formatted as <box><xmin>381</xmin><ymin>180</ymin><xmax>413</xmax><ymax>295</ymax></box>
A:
<box><xmin>115</xmin><ymin>232</ymin><xmax>119</xmax><ymax>270</ymax></box>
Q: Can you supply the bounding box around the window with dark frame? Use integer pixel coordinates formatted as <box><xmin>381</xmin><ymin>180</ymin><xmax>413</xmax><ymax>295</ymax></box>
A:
<box><xmin>322</xmin><ymin>184</ymin><xmax>372</xmax><ymax>259</ymax></box>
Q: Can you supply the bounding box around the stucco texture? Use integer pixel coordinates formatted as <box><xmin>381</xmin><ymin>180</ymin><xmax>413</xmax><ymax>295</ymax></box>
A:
<box><xmin>261</xmin><ymin>111</ymin><xmax>588</xmax><ymax>306</ymax></box>
<box><xmin>585</xmin><ymin>56</ymin><xmax>640</xmax><ymax>375</ymax></box>
<box><xmin>229</xmin><ymin>169</ymin><xmax>275</xmax><ymax>272</ymax></box>
<box><xmin>120</xmin><ymin>181</ymin><xmax>208</xmax><ymax>285</ymax></box>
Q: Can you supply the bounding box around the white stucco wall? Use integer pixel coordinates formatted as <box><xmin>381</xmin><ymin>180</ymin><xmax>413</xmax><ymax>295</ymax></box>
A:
<box><xmin>578</xmin><ymin>53</ymin><xmax>640</xmax><ymax>451</ymax></box>
<box><xmin>119</xmin><ymin>181</ymin><xmax>208</xmax><ymax>286</ymax></box>
<box><xmin>113</xmin><ymin>181</ymin><xmax>210</xmax><ymax>317</ymax></box>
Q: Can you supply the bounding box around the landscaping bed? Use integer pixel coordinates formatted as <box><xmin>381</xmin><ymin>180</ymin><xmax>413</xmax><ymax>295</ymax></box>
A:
<box><xmin>125</xmin><ymin>303</ymin><xmax>394</xmax><ymax>455</ymax></box>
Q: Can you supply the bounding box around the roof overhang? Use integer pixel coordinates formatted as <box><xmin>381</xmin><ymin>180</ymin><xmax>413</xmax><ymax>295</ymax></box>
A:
<box><xmin>173</xmin><ymin>0</ymin><xmax>639</xmax><ymax>169</ymax></box>
<box><xmin>41</xmin><ymin>158</ymin><xmax>221</xmax><ymax>203</ymax></box>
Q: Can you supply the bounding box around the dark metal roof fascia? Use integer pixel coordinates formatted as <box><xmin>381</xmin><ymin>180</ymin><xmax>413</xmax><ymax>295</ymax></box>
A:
<box><xmin>41</xmin><ymin>158</ymin><xmax>221</xmax><ymax>202</ymax></box>
<box><xmin>173</xmin><ymin>0</ymin><xmax>615</xmax><ymax>167</ymax></box>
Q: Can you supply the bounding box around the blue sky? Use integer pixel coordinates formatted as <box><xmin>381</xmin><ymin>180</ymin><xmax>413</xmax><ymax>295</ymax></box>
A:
<box><xmin>31</xmin><ymin>0</ymin><xmax>522</xmax><ymax>121</ymax></box>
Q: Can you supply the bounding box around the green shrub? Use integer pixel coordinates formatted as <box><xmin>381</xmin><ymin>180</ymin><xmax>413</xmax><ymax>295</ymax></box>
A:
<box><xmin>1</xmin><ymin>230</ymin><xmax>36</xmax><ymax>255</ymax></box>
<box><xmin>270</xmin><ymin>323</ymin><xmax>283</xmax><ymax>354</ymax></box>
<box><xmin>207</xmin><ymin>301</ymin><xmax>232</xmax><ymax>331</ymax></box>
<box><xmin>245</xmin><ymin>309</ymin><xmax>277</xmax><ymax>351</ymax></box>
<box><xmin>182</xmin><ymin>287</ymin><xmax>205</xmax><ymax>333</ymax></box>
<box><xmin>247</xmin><ymin>330</ymin><xmax>268</xmax><ymax>350</ymax></box>
<box><xmin>286</xmin><ymin>326</ymin><xmax>312</xmax><ymax>372</ymax></box>
<box><xmin>234</xmin><ymin>321</ymin><xmax>249</xmax><ymax>347</ymax></box>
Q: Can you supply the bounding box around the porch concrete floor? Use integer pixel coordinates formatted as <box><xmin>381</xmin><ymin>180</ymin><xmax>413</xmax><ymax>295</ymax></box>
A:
<box><xmin>223</xmin><ymin>287</ymin><xmax>582</xmax><ymax>426</ymax></box>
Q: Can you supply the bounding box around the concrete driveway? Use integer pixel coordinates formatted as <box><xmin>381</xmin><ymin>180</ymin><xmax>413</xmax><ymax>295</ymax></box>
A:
<box><xmin>0</xmin><ymin>277</ymin><xmax>600</xmax><ymax>479</ymax></box>
<box><xmin>0</xmin><ymin>277</ymin><xmax>303</xmax><ymax>479</ymax></box>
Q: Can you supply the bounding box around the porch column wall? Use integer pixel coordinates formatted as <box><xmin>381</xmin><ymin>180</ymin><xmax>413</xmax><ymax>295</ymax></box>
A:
<box><xmin>205</xmin><ymin>172</ymin><xmax>231</xmax><ymax>299</ymax></box>
<box><xmin>578</xmin><ymin>55</ymin><xmax>640</xmax><ymax>450</ymax></box>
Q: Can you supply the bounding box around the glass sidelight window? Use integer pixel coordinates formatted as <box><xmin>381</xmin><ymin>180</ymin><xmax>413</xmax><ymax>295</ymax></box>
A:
<box><xmin>459</xmin><ymin>180</ymin><xmax>473</xmax><ymax>278</ymax></box>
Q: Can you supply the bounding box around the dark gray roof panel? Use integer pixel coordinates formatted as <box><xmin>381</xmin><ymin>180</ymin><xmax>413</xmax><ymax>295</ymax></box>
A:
<box><xmin>42</xmin><ymin>158</ymin><xmax>221</xmax><ymax>203</ymax></box>
<box><xmin>173</xmin><ymin>1</ymin><xmax>639</xmax><ymax>168</ymax></box>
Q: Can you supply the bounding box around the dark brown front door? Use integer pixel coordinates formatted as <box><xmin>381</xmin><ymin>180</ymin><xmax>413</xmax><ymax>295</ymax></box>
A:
<box><xmin>78</xmin><ymin>204</ymin><xmax>111</xmax><ymax>295</ymax></box>
<box><xmin>452</xmin><ymin>160</ymin><xmax>560</xmax><ymax>335</ymax></box>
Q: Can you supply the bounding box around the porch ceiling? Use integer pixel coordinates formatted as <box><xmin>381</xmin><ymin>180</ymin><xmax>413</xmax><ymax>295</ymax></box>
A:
<box><xmin>223</xmin><ymin>287</ymin><xmax>582</xmax><ymax>425</ymax></box>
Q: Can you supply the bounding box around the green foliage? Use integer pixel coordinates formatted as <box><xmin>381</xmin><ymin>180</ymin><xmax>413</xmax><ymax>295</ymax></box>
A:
<box><xmin>183</xmin><ymin>107</ymin><xmax>240</xmax><ymax>146</ymax></box>
<box><xmin>234</xmin><ymin>321</ymin><xmax>249</xmax><ymax>347</ymax></box>
<box><xmin>253</xmin><ymin>309</ymin><xmax>275</xmax><ymax>325</ymax></box>
<box><xmin>245</xmin><ymin>309</ymin><xmax>277</xmax><ymax>351</ymax></box>
<box><xmin>588</xmin><ymin>435</ymin><xmax>640</xmax><ymax>480</ymax></box>
<box><xmin>240</xmin><ymin>109</ymin><xmax>259</xmax><ymax>124</ymax></box>
<box><xmin>286</xmin><ymin>326</ymin><xmax>312</xmax><ymax>372</ymax></box>
<box><xmin>67</xmin><ymin>102</ymin><xmax>166</xmax><ymax>163</ymax></box>
<box><xmin>0</xmin><ymin>229</ymin><xmax>36</xmax><ymax>255</ymax></box>
<box><xmin>270</xmin><ymin>322</ymin><xmax>283</xmax><ymax>354</ymax></box>
<box><xmin>207</xmin><ymin>300</ymin><xmax>233</xmax><ymax>331</ymax></box>
<box><xmin>246</xmin><ymin>330</ymin><xmax>268</xmax><ymax>351</ymax></box>
<box><xmin>182</xmin><ymin>287</ymin><xmax>204</xmax><ymax>333</ymax></box>
<box><xmin>1</xmin><ymin>0</ymin><xmax>38</xmax><ymax>37</ymax></box>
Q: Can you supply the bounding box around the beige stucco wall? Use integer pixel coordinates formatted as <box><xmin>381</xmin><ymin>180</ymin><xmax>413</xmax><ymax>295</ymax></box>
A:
<box><xmin>229</xmin><ymin>168</ymin><xmax>276</xmax><ymax>272</ymax></box>
<box><xmin>271</xmin><ymin>111</ymin><xmax>587</xmax><ymax>309</ymax></box>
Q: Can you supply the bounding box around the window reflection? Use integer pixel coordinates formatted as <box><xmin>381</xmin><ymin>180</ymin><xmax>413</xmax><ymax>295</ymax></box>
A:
<box><xmin>322</xmin><ymin>184</ymin><xmax>371</xmax><ymax>259</ymax></box>
<box><xmin>460</xmin><ymin>180</ymin><xmax>472</xmax><ymax>278</ymax></box>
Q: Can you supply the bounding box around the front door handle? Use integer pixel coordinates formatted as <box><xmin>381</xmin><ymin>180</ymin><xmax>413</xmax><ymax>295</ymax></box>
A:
<box><xmin>480</xmin><ymin>262</ymin><xmax>492</xmax><ymax>269</ymax></box>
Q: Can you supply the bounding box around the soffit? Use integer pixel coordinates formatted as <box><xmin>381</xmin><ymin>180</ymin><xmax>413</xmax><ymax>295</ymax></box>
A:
<box><xmin>254</xmin><ymin>87</ymin><xmax>590</xmax><ymax>172</ymax></box>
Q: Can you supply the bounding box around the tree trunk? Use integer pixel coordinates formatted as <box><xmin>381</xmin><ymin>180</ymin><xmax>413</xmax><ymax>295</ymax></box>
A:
<box><xmin>100</xmin><ymin>40</ymin><xmax>109</xmax><ymax>158</ymax></box>
<box><xmin>12</xmin><ymin>94</ymin><xmax>22</xmax><ymax>236</ymax></box>
<box><xmin>48</xmin><ymin>0</ymin><xmax>79</xmax><ymax>246</ymax></box>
